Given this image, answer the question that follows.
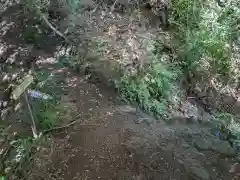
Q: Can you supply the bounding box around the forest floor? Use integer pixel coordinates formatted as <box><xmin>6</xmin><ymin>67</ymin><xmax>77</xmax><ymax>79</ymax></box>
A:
<box><xmin>26</xmin><ymin>64</ymin><xmax>237</xmax><ymax>180</ymax></box>
<box><xmin>0</xmin><ymin>3</ymin><xmax>240</xmax><ymax>180</ymax></box>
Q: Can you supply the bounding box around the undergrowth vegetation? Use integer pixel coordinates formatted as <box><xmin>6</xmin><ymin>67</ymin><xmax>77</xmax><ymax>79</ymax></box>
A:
<box><xmin>116</xmin><ymin>43</ymin><xmax>180</xmax><ymax>117</ymax></box>
<box><xmin>172</xmin><ymin>0</ymin><xmax>239</xmax><ymax>80</ymax></box>
<box><xmin>31</xmin><ymin>99</ymin><xmax>61</xmax><ymax>129</ymax></box>
<box><xmin>1</xmin><ymin>0</ymin><xmax>238</xmax><ymax>128</ymax></box>
<box><xmin>0</xmin><ymin>0</ymin><xmax>240</xmax><ymax>178</ymax></box>
<box><xmin>1</xmin><ymin>69</ymin><xmax>63</xmax><ymax>178</ymax></box>
<box><xmin>213</xmin><ymin>113</ymin><xmax>240</xmax><ymax>150</ymax></box>
<box><xmin>31</xmin><ymin>68</ymin><xmax>66</xmax><ymax>130</ymax></box>
<box><xmin>116</xmin><ymin>0</ymin><xmax>240</xmax><ymax>119</ymax></box>
<box><xmin>0</xmin><ymin>134</ymin><xmax>47</xmax><ymax>179</ymax></box>
<box><xmin>115</xmin><ymin>0</ymin><xmax>233</xmax><ymax>105</ymax></box>
<box><xmin>170</xmin><ymin>0</ymin><xmax>240</xmax><ymax>146</ymax></box>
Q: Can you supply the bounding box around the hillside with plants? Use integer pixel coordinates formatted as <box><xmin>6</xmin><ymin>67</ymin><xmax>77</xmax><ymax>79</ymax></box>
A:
<box><xmin>0</xmin><ymin>0</ymin><xmax>240</xmax><ymax>179</ymax></box>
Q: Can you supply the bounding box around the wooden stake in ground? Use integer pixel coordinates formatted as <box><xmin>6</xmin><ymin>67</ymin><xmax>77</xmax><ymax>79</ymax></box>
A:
<box><xmin>24</xmin><ymin>91</ymin><xmax>38</xmax><ymax>138</ymax></box>
<box><xmin>11</xmin><ymin>75</ymin><xmax>38</xmax><ymax>138</ymax></box>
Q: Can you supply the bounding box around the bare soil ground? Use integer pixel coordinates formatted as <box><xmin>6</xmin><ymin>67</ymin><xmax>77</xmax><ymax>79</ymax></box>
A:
<box><xmin>25</xmin><ymin>67</ymin><xmax>236</xmax><ymax>180</ymax></box>
<box><xmin>26</xmin><ymin>69</ymin><xmax>189</xmax><ymax>180</ymax></box>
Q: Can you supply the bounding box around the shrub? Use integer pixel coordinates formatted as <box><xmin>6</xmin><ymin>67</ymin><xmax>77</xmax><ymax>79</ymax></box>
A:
<box><xmin>32</xmin><ymin>99</ymin><xmax>61</xmax><ymax>129</ymax></box>
<box><xmin>171</xmin><ymin>0</ymin><xmax>238</xmax><ymax>78</ymax></box>
<box><xmin>213</xmin><ymin>113</ymin><xmax>240</xmax><ymax>150</ymax></box>
<box><xmin>116</xmin><ymin>59</ymin><xmax>178</xmax><ymax>117</ymax></box>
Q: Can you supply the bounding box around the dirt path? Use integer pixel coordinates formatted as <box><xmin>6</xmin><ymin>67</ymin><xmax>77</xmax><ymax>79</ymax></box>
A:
<box><xmin>26</xmin><ymin>69</ymin><xmax>187</xmax><ymax>180</ymax></box>
<box><xmin>0</xmin><ymin>3</ymin><xmax>239</xmax><ymax>180</ymax></box>
<box><xmin>26</xmin><ymin>67</ymin><xmax>237</xmax><ymax>180</ymax></box>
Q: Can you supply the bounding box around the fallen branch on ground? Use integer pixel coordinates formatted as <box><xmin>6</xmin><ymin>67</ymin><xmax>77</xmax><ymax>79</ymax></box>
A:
<box><xmin>43</xmin><ymin>120</ymin><xmax>100</xmax><ymax>134</ymax></box>
<box><xmin>111</xmin><ymin>0</ymin><xmax>119</xmax><ymax>11</ymax></box>
<box><xmin>39</xmin><ymin>12</ymin><xmax>69</xmax><ymax>42</ymax></box>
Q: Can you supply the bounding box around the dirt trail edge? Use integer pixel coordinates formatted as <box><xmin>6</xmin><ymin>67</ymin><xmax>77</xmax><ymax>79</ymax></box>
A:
<box><xmin>27</xmin><ymin>68</ymin><xmax>236</xmax><ymax>180</ymax></box>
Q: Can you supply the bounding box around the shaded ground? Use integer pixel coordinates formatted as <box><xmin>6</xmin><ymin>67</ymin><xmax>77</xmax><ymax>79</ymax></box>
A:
<box><xmin>0</xmin><ymin>4</ymin><xmax>63</xmax><ymax>112</ymax></box>
<box><xmin>26</xmin><ymin>69</ymin><xmax>187</xmax><ymax>180</ymax></box>
<box><xmin>25</xmin><ymin>66</ymin><xmax>237</xmax><ymax>180</ymax></box>
<box><xmin>0</xmin><ymin>3</ymin><xmax>240</xmax><ymax>180</ymax></box>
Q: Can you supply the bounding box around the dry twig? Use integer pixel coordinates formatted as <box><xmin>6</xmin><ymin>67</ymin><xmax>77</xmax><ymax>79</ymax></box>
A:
<box><xmin>40</xmin><ymin>13</ymin><xmax>69</xmax><ymax>42</ymax></box>
<box><xmin>111</xmin><ymin>0</ymin><xmax>119</xmax><ymax>11</ymax></box>
<box><xmin>43</xmin><ymin>120</ymin><xmax>100</xmax><ymax>134</ymax></box>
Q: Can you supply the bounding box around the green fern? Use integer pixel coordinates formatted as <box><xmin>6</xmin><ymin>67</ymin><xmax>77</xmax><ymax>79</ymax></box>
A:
<box><xmin>117</xmin><ymin>60</ymin><xmax>177</xmax><ymax>117</ymax></box>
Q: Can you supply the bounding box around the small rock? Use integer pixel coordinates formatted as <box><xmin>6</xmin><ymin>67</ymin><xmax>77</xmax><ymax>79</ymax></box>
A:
<box><xmin>176</xmin><ymin>146</ymin><xmax>205</xmax><ymax>160</ymax></box>
<box><xmin>116</xmin><ymin>105</ymin><xmax>136</xmax><ymax>113</ymax></box>
<box><xmin>229</xmin><ymin>163</ymin><xmax>240</xmax><ymax>179</ymax></box>
<box><xmin>133</xmin><ymin>118</ymin><xmax>145</xmax><ymax>124</ymax></box>
<box><xmin>194</xmin><ymin>138</ymin><xmax>210</xmax><ymax>150</ymax></box>
<box><xmin>188</xmin><ymin>166</ymin><xmax>210</xmax><ymax>180</ymax></box>
<box><xmin>211</xmin><ymin>139</ymin><xmax>236</xmax><ymax>156</ymax></box>
<box><xmin>0</xmin><ymin>101</ymin><xmax>8</xmax><ymax>108</ymax></box>
<box><xmin>134</xmin><ymin>107</ymin><xmax>155</xmax><ymax>125</ymax></box>
<box><xmin>182</xmin><ymin>101</ymin><xmax>199</xmax><ymax>121</ymax></box>
<box><xmin>134</xmin><ymin>117</ymin><xmax>154</xmax><ymax>125</ymax></box>
<box><xmin>195</xmin><ymin>136</ymin><xmax>236</xmax><ymax>156</ymax></box>
<box><xmin>217</xmin><ymin>158</ymin><xmax>231</xmax><ymax>172</ymax></box>
<box><xmin>236</xmin><ymin>154</ymin><xmax>240</xmax><ymax>162</ymax></box>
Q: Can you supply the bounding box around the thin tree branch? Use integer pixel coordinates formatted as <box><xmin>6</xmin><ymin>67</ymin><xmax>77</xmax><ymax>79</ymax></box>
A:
<box><xmin>39</xmin><ymin>13</ymin><xmax>69</xmax><ymax>42</ymax></box>
<box><xmin>0</xmin><ymin>0</ymin><xmax>10</xmax><ymax>15</ymax></box>
<box><xmin>3</xmin><ymin>0</ymin><xmax>10</xmax><ymax>7</ymax></box>
<box><xmin>111</xmin><ymin>0</ymin><xmax>119</xmax><ymax>11</ymax></box>
<box><xmin>43</xmin><ymin>120</ymin><xmax>99</xmax><ymax>134</ymax></box>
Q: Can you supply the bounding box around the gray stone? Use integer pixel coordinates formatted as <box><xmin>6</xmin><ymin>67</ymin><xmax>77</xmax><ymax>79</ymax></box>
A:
<box><xmin>236</xmin><ymin>154</ymin><xmax>240</xmax><ymax>162</ymax></box>
<box><xmin>210</xmin><ymin>139</ymin><xmax>236</xmax><ymax>156</ymax></box>
<box><xmin>116</xmin><ymin>105</ymin><xmax>136</xmax><ymax>113</ymax></box>
<box><xmin>134</xmin><ymin>107</ymin><xmax>155</xmax><ymax>125</ymax></box>
<box><xmin>195</xmin><ymin>136</ymin><xmax>236</xmax><ymax>156</ymax></box>
<box><xmin>176</xmin><ymin>147</ymin><xmax>205</xmax><ymax>161</ymax></box>
<box><xmin>182</xmin><ymin>101</ymin><xmax>199</xmax><ymax>121</ymax></box>
<box><xmin>194</xmin><ymin>138</ymin><xmax>211</xmax><ymax>150</ymax></box>
<box><xmin>188</xmin><ymin>165</ymin><xmax>210</xmax><ymax>180</ymax></box>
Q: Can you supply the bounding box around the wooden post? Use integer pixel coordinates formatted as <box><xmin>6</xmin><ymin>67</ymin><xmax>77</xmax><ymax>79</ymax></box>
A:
<box><xmin>24</xmin><ymin>91</ymin><xmax>38</xmax><ymax>138</ymax></box>
<box><xmin>11</xmin><ymin>75</ymin><xmax>38</xmax><ymax>138</ymax></box>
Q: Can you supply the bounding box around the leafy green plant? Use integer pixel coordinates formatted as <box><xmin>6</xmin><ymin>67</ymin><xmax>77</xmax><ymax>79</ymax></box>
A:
<box><xmin>57</xmin><ymin>53</ymin><xmax>87</xmax><ymax>72</ymax></box>
<box><xmin>171</xmin><ymin>0</ymin><xmax>237</xmax><ymax>78</ymax></box>
<box><xmin>171</xmin><ymin>0</ymin><xmax>202</xmax><ymax>29</ymax></box>
<box><xmin>65</xmin><ymin>0</ymin><xmax>82</xmax><ymax>13</ymax></box>
<box><xmin>0</xmin><ymin>136</ymin><xmax>32</xmax><ymax>179</ymax></box>
<box><xmin>23</xmin><ymin>22</ymin><xmax>45</xmax><ymax>44</ymax></box>
<box><xmin>116</xmin><ymin>60</ymin><xmax>178</xmax><ymax>117</ymax></box>
<box><xmin>213</xmin><ymin>113</ymin><xmax>240</xmax><ymax>150</ymax></box>
<box><xmin>1</xmin><ymin>135</ymin><xmax>48</xmax><ymax>179</ymax></box>
<box><xmin>30</xmin><ymin>98</ymin><xmax>61</xmax><ymax>130</ymax></box>
<box><xmin>27</xmin><ymin>70</ymin><xmax>63</xmax><ymax>130</ymax></box>
<box><xmin>24</xmin><ymin>0</ymin><xmax>50</xmax><ymax>12</ymax></box>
